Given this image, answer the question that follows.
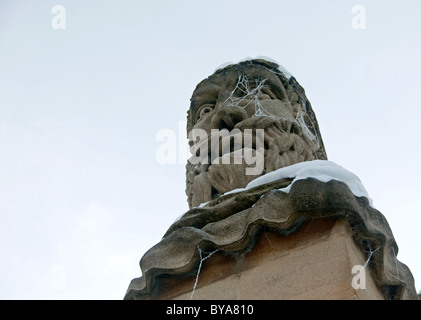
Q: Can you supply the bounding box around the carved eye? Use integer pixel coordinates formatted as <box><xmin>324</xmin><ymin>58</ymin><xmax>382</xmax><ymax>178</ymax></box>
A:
<box><xmin>196</xmin><ymin>104</ymin><xmax>214</xmax><ymax>123</ymax></box>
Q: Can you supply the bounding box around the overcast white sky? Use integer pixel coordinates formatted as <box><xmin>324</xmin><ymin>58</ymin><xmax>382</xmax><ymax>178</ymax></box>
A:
<box><xmin>0</xmin><ymin>0</ymin><xmax>420</xmax><ymax>299</ymax></box>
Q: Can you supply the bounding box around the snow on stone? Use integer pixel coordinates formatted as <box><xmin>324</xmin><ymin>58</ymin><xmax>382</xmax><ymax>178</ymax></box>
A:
<box><xmin>213</xmin><ymin>61</ymin><xmax>234</xmax><ymax>73</ymax></box>
<box><xmin>173</xmin><ymin>212</ymin><xmax>186</xmax><ymax>223</ymax></box>
<box><xmin>198</xmin><ymin>201</ymin><xmax>209</xmax><ymax>208</ymax></box>
<box><xmin>225</xmin><ymin>160</ymin><xmax>374</xmax><ymax>207</ymax></box>
<box><xmin>213</xmin><ymin>56</ymin><xmax>293</xmax><ymax>79</ymax></box>
<box><xmin>254</xmin><ymin>55</ymin><xmax>293</xmax><ymax>79</ymax></box>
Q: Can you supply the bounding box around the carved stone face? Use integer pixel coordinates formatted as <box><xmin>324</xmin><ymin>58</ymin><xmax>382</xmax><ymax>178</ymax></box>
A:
<box><xmin>186</xmin><ymin>59</ymin><xmax>327</xmax><ymax>208</ymax></box>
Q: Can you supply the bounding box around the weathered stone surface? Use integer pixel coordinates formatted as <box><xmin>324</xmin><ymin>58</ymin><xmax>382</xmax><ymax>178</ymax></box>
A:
<box><xmin>124</xmin><ymin>178</ymin><xmax>418</xmax><ymax>300</ymax></box>
<box><xmin>153</xmin><ymin>218</ymin><xmax>386</xmax><ymax>300</ymax></box>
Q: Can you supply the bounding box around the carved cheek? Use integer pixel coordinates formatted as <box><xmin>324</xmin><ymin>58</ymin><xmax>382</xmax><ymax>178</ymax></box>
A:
<box><xmin>259</xmin><ymin>99</ymin><xmax>295</xmax><ymax>122</ymax></box>
<box><xmin>191</xmin><ymin>114</ymin><xmax>213</xmax><ymax>135</ymax></box>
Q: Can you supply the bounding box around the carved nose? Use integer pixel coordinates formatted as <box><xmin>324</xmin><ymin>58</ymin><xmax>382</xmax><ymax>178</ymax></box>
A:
<box><xmin>211</xmin><ymin>105</ymin><xmax>247</xmax><ymax>130</ymax></box>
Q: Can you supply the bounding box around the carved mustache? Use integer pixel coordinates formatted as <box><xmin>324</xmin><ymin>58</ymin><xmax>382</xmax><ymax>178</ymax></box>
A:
<box><xmin>188</xmin><ymin>117</ymin><xmax>299</xmax><ymax>165</ymax></box>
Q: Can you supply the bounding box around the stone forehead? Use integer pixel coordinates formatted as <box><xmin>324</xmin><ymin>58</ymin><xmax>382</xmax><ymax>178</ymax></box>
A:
<box><xmin>187</xmin><ymin>59</ymin><xmax>299</xmax><ymax>134</ymax></box>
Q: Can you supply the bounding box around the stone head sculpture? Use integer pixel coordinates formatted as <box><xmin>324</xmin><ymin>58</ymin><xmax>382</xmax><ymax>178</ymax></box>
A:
<box><xmin>186</xmin><ymin>59</ymin><xmax>327</xmax><ymax>208</ymax></box>
<box><xmin>125</xmin><ymin>59</ymin><xmax>419</xmax><ymax>301</ymax></box>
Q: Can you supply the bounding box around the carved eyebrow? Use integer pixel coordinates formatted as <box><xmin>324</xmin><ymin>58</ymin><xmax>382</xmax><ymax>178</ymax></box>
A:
<box><xmin>261</xmin><ymin>86</ymin><xmax>277</xmax><ymax>99</ymax></box>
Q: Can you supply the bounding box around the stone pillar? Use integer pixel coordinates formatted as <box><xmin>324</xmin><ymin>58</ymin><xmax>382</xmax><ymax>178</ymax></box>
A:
<box><xmin>154</xmin><ymin>218</ymin><xmax>384</xmax><ymax>300</ymax></box>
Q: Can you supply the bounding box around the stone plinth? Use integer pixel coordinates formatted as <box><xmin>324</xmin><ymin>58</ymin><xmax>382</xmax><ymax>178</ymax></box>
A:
<box><xmin>125</xmin><ymin>178</ymin><xmax>418</xmax><ymax>300</ymax></box>
<box><xmin>155</xmin><ymin>218</ymin><xmax>384</xmax><ymax>300</ymax></box>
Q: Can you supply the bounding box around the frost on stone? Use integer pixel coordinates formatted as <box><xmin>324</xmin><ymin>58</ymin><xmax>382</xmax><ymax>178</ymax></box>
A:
<box><xmin>254</xmin><ymin>56</ymin><xmax>293</xmax><ymax>79</ymax></box>
<box><xmin>190</xmin><ymin>246</ymin><xmax>219</xmax><ymax>300</ymax></box>
<box><xmin>214</xmin><ymin>57</ymin><xmax>293</xmax><ymax>80</ymax></box>
<box><xmin>224</xmin><ymin>74</ymin><xmax>275</xmax><ymax>118</ymax></box>
<box><xmin>213</xmin><ymin>61</ymin><xmax>234</xmax><ymax>73</ymax></box>
<box><xmin>224</xmin><ymin>72</ymin><xmax>321</xmax><ymax>145</ymax></box>
<box><xmin>295</xmin><ymin>105</ymin><xmax>317</xmax><ymax>142</ymax></box>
